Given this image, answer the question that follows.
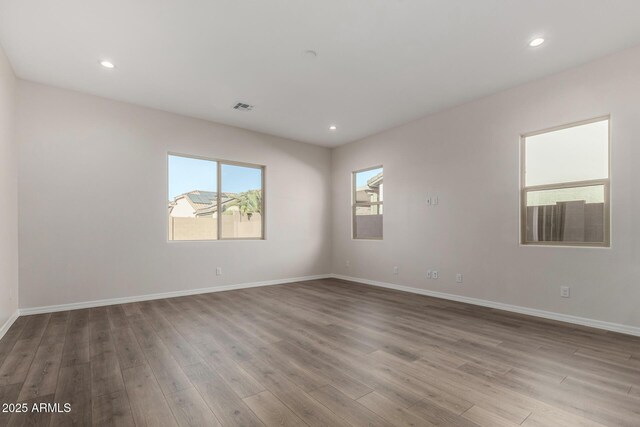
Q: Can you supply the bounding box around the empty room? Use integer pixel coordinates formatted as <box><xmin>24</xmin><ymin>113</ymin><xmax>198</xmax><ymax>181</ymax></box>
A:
<box><xmin>1</xmin><ymin>1</ymin><xmax>640</xmax><ymax>426</ymax></box>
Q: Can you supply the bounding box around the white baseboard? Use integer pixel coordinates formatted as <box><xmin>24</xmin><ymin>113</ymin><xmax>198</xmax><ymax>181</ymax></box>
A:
<box><xmin>330</xmin><ymin>274</ymin><xmax>640</xmax><ymax>338</ymax></box>
<box><xmin>0</xmin><ymin>310</ymin><xmax>20</xmax><ymax>341</ymax></box>
<box><xmin>19</xmin><ymin>274</ymin><xmax>331</xmax><ymax>316</ymax></box>
<box><xmin>13</xmin><ymin>273</ymin><xmax>640</xmax><ymax>338</ymax></box>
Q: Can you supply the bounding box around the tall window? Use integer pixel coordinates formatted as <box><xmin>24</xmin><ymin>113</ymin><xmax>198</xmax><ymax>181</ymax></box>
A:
<box><xmin>353</xmin><ymin>166</ymin><xmax>383</xmax><ymax>239</ymax></box>
<box><xmin>168</xmin><ymin>154</ymin><xmax>264</xmax><ymax>241</ymax></box>
<box><xmin>521</xmin><ymin>117</ymin><xmax>610</xmax><ymax>246</ymax></box>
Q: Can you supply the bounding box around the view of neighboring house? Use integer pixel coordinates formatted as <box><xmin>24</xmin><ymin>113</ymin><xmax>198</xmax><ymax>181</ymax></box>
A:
<box><xmin>168</xmin><ymin>190</ymin><xmax>236</xmax><ymax>218</ymax></box>
<box><xmin>168</xmin><ymin>189</ymin><xmax>263</xmax><ymax>240</ymax></box>
<box><xmin>354</xmin><ymin>170</ymin><xmax>383</xmax><ymax>239</ymax></box>
<box><xmin>356</xmin><ymin>171</ymin><xmax>383</xmax><ymax>214</ymax></box>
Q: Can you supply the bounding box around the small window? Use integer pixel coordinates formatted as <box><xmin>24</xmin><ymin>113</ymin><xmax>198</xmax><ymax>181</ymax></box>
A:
<box><xmin>353</xmin><ymin>166</ymin><xmax>383</xmax><ymax>239</ymax></box>
<box><xmin>521</xmin><ymin>118</ymin><xmax>609</xmax><ymax>246</ymax></box>
<box><xmin>168</xmin><ymin>154</ymin><xmax>264</xmax><ymax>241</ymax></box>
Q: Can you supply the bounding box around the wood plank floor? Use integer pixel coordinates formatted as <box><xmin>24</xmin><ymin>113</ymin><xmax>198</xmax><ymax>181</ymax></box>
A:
<box><xmin>1</xmin><ymin>278</ymin><xmax>640</xmax><ymax>426</ymax></box>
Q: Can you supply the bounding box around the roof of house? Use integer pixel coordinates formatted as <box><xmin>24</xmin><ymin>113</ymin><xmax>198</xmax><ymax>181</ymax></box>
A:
<box><xmin>356</xmin><ymin>173</ymin><xmax>383</xmax><ymax>193</ymax></box>
<box><xmin>194</xmin><ymin>196</ymin><xmax>237</xmax><ymax>216</ymax></box>
<box><xmin>186</xmin><ymin>191</ymin><xmax>217</xmax><ymax>205</ymax></box>
<box><xmin>169</xmin><ymin>190</ymin><xmax>238</xmax><ymax>216</ymax></box>
<box><xmin>367</xmin><ymin>172</ymin><xmax>383</xmax><ymax>188</ymax></box>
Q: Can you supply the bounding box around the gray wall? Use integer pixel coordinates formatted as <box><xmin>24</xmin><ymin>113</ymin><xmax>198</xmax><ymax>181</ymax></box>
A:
<box><xmin>16</xmin><ymin>82</ymin><xmax>332</xmax><ymax>309</ymax></box>
<box><xmin>0</xmin><ymin>44</ymin><xmax>18</xmax><ymax>328</ymax></box>
<box><xmin>331</xmin><ymin>45</ymin><xmax>640</xmax><ymax>328</ymax></box>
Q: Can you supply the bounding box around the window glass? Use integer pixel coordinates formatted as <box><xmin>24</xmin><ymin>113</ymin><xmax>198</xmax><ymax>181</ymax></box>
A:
<box><xmin>525</xmin><ymin>120</ymin><xmax>608</xmax><ymax>186</ymax></box>
<box><xmin>353</xmin><ymin>167</ymin><xmax>383</xmax><ymax>239</ymax></box>
<box><xmin>354</xmin><ymin>205</ymin><xmax>383</xmax><ymax>239</ymax></box>
<box><xmin>355</xmin><ymin>167</ymin><xmax>383</xmax><ymax>202</ymax></box>
<box><xmin>221</xmin><ymin>164</ymin><xmax>263</xmax><ymax>239</ymax></box>
<box><xmin>525</xmin><ymin>185</ymin><xmax>605</xmax><ymax>243</ymax></box>
<box><xmin>168</xmin><ymin>155</ymin><xmax>217</xmax><ymax>241</ymax></box>
<box><xmin>168</xmin><ymin>154</ymin><xmax>264</xmax><ymax>241</ymax></box>
<box><xmin>522</xmin><ymin>118</ymin><xmax>609</xmax><ymax>246</ymax></box>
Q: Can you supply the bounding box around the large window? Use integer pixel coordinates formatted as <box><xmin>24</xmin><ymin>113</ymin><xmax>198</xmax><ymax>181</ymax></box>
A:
<box><xmin>353</xmin><ymin>166</ymin><xmax>383</xmax><ymax>239</ymax></box>
<box><xmin>521</xmin><ymin>117</ymin><xmax>610</xmax><ymax>246</ymax></box>
<box><xmin>168</xmin><ymin>154</ymin><xmax>264</xmax><ymax>241</ymax></box>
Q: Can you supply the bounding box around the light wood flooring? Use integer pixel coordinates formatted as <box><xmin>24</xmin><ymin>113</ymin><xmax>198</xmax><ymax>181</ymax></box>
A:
<box><xmin>1</xmin><ymin>278</ymin><xmax>639</xmax><ymax>426</ymax></box>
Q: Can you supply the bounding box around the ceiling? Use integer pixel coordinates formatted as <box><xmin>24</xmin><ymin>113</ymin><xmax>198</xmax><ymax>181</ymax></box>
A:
<box><xmin>2</xmin><ymin>1</ymin><xmax>640</xmax><ymax>147</ymax></box>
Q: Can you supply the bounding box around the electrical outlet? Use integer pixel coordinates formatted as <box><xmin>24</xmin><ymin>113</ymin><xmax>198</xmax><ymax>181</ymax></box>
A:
<box><xmin>432</xmin><ymin>196</ymin><xmax>439</xmax><ymax>206</ymax></box>
<box><xmin>427</xmin><ymin>270</ymin><xmax>432</xmax><ymax>279</ymax></box>
<box><xmin>432</xmin><ymin>270</ymin><xmax>439</xmax><ymax>279</ymax></box>
<box><xmin>560</xmin><ymin>286</ymin><xmax>570</xmax><ymax>298</ymax></box>
<box><xmin>393</xmin><ymin>266</ymin><xmax>399</xmax><ymax>275</ymax></box>
<box><xmin>216</xmin><ymin>267</ymin><xmax>222</xmax><ymax>276</ymax></box>
<box><xmin>456</xmin><ymin>273</ymin><xmax>463</xmax><ymax>283</ymax></box>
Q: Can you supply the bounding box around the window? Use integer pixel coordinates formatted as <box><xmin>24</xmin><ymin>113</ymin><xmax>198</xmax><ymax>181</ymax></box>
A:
<box><xmin>353</xmin><ymin>166</ymin><xmax>383</xmax><ymax>239</ymax></box>
<box><xmin>521</xmin><ymin>117</ymin><xmax>609</xmax><ymax>246</ymax></box>
<box><xmin>168</xmin><ymin>154</ymin><xmax>264</xmax><ymax>241</ymax></box>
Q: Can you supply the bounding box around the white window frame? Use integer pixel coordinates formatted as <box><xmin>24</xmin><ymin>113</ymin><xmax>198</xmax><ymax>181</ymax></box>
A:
<box><xmin>168</xmin><ymin>152</ymin><xmax>266</xmax><ymax>241</ymax></box>
<box><xmin>352</xmin><ymin>165</ymin><xmax>383</xmax><ymax>240</ymax></box>
<box><xmin>520</xmin><ymin>116</ymin><xmax>610</xmax><ymax>247</ymax></box>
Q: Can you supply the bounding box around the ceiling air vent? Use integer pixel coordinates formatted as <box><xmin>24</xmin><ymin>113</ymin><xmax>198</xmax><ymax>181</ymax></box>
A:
<box><xmin>233</xmin><ymin>102</ymin><xmax>254</xmax><ymax>112</ymax></box>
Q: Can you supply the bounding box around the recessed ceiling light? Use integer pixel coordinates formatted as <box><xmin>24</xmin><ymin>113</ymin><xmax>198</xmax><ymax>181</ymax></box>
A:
<box><xmin>99</xmin><ymin>60</ymin><xmax>115</xmax><ymax>69</ymax></box>
<box><xmin>329</xmin><ymin>125</ymin><xmax>337</xmax><ymax>131</ymax></box>
<box><xmin>529</xmin><ymin>38</ymin><xmax>545</xmax><ymax>47</ymax></box>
